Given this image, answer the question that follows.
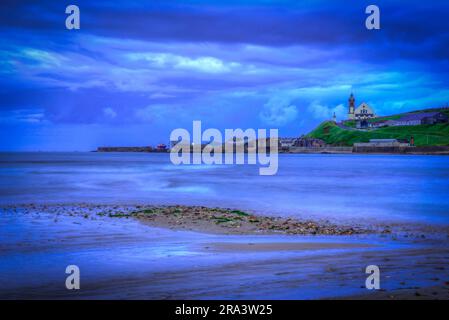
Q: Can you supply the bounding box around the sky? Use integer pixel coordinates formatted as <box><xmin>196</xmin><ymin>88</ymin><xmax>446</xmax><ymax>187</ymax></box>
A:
<box><xmin>1</xmin><ymin>0</ymin><xmax>449</xmax><ymax>151</ymax></box>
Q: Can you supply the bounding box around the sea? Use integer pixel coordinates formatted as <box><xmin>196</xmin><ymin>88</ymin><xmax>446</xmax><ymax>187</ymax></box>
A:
<box><xmin>1</xmin><ymin>152</ymin><xmax>448</xmax><ymax>224</ymax></box>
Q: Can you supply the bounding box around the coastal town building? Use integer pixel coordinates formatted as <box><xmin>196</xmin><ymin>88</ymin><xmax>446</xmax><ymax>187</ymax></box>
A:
<box><xmin>370</xmin><ymin>120</ymin><xmax>389</xmax><ymax>128</ymax></box>
<box><xmin>279</xmin><ymin>138</ymin><xmax>298</xmax><ymax>148</ymax></box>
<box><xmin>347</xmin><ymin>93</ymin><xmax>376</xmax><ymax>121</ymax></box>
<box><xmin>354</xmin><ymin>139</ymin><xmax>410</xmax><ymax>148</ymax></box>
<box><xmin>387</xmin><ymin>112</ymin><xmax>448</xmax><ymax>126</ymax></box>
<box><xmin>294</xmin><ymin>137</ymin><xmax>326</xmax><ymax>148</ymax></box>
<box><xmin>156</xmin><ymin>144</ymin><xmax>168</xmax><ymax>151</ymax></box>
<box><xmin>365</xmin><ymin>111</ymin><xmax>448</xmax><ymax>128</ymax></box>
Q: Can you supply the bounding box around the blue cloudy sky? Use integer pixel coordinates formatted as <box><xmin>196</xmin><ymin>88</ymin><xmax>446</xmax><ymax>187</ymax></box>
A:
<box><xmin>1</xmin><ymin>0</ymin><xmax>449</xmax><ymax>150</ymax></box>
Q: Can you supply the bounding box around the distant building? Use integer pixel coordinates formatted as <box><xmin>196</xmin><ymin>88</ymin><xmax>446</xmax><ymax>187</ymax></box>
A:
<box><xmin>347</xmin><ymin>93</ymin><xmax>376</xmax><ymax>121</ymax></box>
<box><xmin>371</xmin><ymin>120</ymin><xmax>388</xmax><ymax>128</ymax></box>
<box><xmin>279</xmin><ymin>138</ymin><xmax>298</xmax><ymax>148</ymax></box>
<box><xmin>156</xmin><ymin>144</ymin><xmax>167</xmax><ymax>151</ymax></box>
<box><xmin>354</xmin><ymin>139</ymin><xmax>410</xmax><ymax>148</ymax></box>
<box><xmin>294</xmin><ymin>137</ymin><xmax>326</xmax><ymax>148</ymax></box>
<box><xmin>356</xmin><ymin>120</ymin><xmax>372</xmax><ymax>129</ymax></box>
<box><xmin>389</xmin><ymin>112</ymin><xmax>448</xmax><ymax>126</ymax></box>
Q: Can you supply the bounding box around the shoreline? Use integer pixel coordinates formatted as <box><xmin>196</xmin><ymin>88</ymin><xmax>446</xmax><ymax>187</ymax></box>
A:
<box><xmin>1</xmin><ymin>203</ymin><xmax>449</xmax><ymax>300</ymax></box>
<box><xmin>92</xmin><ymin>150</ymin><xmax>449</xmax><ymax>155</ymax></box>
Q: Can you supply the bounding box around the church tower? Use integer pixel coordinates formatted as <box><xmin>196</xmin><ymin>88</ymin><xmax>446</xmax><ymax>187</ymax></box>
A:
<box><xmin>348</xmin><ymin>93</ymin><xmax>355</xmax><ymax>119</ymax></box>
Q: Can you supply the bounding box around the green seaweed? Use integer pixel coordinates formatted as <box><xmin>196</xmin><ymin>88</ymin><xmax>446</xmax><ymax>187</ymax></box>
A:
<box><xmin>108</xmin><ymin>213</ymin><xmax>129</xmax><ymax>218</ymax></box>
<box><xmin>212</xmin><ymin>216</ymin><xmax>234</xmax><ymax>224</ymax></box>
<box><xmin>230</xmin><ymin>210</ymin><xmax>249</xmax><ymax>216</ymax></box>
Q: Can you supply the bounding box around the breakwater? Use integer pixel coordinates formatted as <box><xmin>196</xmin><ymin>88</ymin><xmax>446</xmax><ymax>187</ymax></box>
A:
<box><xmin>97</xmin><ymin>146</ymin><xmax>154</xmax><ymax>152</ymax></box>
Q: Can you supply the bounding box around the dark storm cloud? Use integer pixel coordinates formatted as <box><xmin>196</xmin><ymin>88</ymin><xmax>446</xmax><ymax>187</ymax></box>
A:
<box><xmin>1</xmin><ymin>1</ymin><xmax>448</xmax><ymax>47</ymax></box>
<box><xmin>2</xmin><ymin>0</ymin><xmax>449</xmax><ymax>66</ymax></box>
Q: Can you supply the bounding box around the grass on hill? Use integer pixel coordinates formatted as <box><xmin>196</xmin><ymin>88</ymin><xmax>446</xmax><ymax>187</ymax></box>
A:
<box><xmin>307</xmin><ymin>121</ymin><xmax>449</xmax><ymax>147</ymax></box>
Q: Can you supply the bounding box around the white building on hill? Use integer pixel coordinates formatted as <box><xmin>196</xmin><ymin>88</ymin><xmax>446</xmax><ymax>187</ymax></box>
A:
<box><xmin>347</xmin><ymin>93</ymin><xmax>376</xmax><ymax>120</ymax></box>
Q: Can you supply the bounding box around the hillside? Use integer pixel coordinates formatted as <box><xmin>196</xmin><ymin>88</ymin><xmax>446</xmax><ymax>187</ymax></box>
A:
<box><xmin>307</xmin><ymin>108</ymin><xmax>449</xmax><ymax>147</ymax></box>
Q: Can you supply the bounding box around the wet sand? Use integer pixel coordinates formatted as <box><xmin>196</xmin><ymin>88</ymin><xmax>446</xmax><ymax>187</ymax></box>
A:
<box><xmin>207</xmin><ymin>242</ymin><xmax>373</xmax><ymax>252</ymax></box>
<box><xmin>0</xmin><ymin>204</ymin><xmax>448</xmax><ymax>300</ymax></box>
<box><xmin>345</xmin><ymin>284</ymin><xmax>449</xmax><ymax>300</ymax></box>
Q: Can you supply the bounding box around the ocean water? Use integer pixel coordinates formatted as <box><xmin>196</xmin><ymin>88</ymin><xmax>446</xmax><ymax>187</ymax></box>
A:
<box><xmin>1</xmin><ymin>152</ymin><xmax>449</xmax><ymax>224</ymax></box>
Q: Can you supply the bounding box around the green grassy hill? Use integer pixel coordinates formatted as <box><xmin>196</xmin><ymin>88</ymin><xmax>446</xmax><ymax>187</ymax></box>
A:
<box><xmin>307</xmin><ymin>108</ymin><xmax>449</xmax><ymax>147</ymax></box>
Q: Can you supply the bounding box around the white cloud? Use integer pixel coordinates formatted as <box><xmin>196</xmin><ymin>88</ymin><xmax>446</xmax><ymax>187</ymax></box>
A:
<box><xmin>307</xmin><ymin>101</ymin><xmax>346</xmax><ymax>121</ymax></box>
<box><xmin>103</xmin><ymin>107</ymin><xmax>117</xmax><ymax>119</ymax></box>
<box><xmin>20</xmin><ymin>49</ymin><xmax>67</xmax><ymax>68</ymax></box>
<box><xmin>127</xmin><ymin>52</ymin><xmax>239</xmax><ymax>73</ymax></box>
<box><xmin>149</xmin><ymin>93</ymin><xmax>176</xmax><ymax>99</ymax></box>
<box><xmin>0</xmin><ymin>108</ymin><xmax>47</xmax><ymax>124</ymax></box>
<box><xmin>259</xmin><ymin>96</ymin><xmax>298</xmax><ymax>126</ymax></box>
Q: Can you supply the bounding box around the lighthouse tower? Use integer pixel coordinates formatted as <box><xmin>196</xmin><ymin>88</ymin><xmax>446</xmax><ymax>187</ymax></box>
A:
<box><xmin>348</xmin><ymin>93</ymin><xmax>355</xmax><ymax>119</ymax></box>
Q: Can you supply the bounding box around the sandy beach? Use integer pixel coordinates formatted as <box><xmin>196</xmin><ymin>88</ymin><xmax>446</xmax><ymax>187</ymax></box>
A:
<box><xmin>1</xmin><ymin>203</ymin><xmax>448</xmax><ymax>300</ymax></box>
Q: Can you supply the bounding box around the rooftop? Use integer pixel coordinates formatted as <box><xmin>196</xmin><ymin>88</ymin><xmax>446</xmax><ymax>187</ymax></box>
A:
<box><xmin>396</xmin><ymin>112</ymin><xmax>442</xmax><ymax>122</ymax></box>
